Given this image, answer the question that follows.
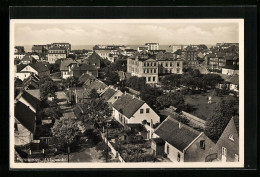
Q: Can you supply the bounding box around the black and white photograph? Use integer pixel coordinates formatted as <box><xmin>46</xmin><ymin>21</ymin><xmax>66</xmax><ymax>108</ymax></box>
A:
<box><xmin>10</xmin><ymin>19</ymin><xmax>244</xmax><ymax>168</ymax></box>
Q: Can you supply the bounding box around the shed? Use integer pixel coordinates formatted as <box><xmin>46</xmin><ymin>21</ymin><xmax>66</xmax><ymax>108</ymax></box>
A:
<box><xmin>151</xmin><ymin>138</ymin><xmax>165</xmax><ymax>156</ymax></box>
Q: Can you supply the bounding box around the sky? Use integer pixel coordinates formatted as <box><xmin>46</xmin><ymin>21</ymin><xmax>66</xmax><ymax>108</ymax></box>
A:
<box><xmin>14</xmin><ymin>21</ymin><xmax>239</xmax><ymax>46</ymax></box>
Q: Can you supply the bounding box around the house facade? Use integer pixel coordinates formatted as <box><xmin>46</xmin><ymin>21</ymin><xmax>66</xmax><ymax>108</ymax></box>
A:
<box><xmin>127</xmin><ymin>55</ymin><xmax>183</xmax><ymax>84</ymax></box>
<box><xmin>213</xmin><ymin>117</ymin><xmax>239</xmax><ymax>162</ymax></box>
<box><xmin>14</xmin><ymin>101</ymin><xmax>36</xmax><ymax>146</ymax></box>
<box><xmin>112</xmin><ymin>93</ymin><xmax>160</xmax><ymax>126</ymax></box>
<box><xmin>47</xmin><ymin>47</ymin><xmax>67</xmax><ymax>63</ymax></box>
<box><xmin>19</xmin><ymin>63</ymin><xmax>50</xmax><ymax>78</ymax></box>
<box><xmin>154</xmin><ymin>116</ymin><xmax>215</xmax><ymax>162</ymax></box>
<box><xmin>145</xmin><ymin>43</ymin><xmax>159</xmax><ymax>50</ymax></box>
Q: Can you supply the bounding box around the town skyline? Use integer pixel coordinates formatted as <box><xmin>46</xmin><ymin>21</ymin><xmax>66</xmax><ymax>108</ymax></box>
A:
<box><xmin>14</xmin><ymin>22</ymin><xmax>239</xmax><ymax>46</ymax></box>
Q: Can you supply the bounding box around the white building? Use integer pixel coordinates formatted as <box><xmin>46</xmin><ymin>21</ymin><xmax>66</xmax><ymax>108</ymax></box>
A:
<box><xmin>112</xmin><ymin>92</ymin><xmax>160</xmax><ymax>126</ymax></box>
<box><xmin>145</xmin><ymin>43</ymin><xmax>159</xmax><ymax>50</ymax></box>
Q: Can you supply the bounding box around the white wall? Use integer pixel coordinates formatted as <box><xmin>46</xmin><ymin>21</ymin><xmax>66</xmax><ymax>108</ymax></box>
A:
<box><xmin>129</xmin><ymin>103</ymin><xmax>160</xmax><ymax>125</ymax></box>
<box><xmin>107</xmin><ymin>90</ymin><xmax>123</xmax><ymax>104</ymax></box>
<box><xmin>165</xmin><ymin>141</ymin><xmax>184</xmax><ymax>162</ymax></box>
<box><xmin>16</xmin><ymin>72</ymin><xmax>32</xmax><ymax>81</ymax></box>
<box><xmin>21</xmin><ymin>65</ymin><xmax>38</xmax><ymax>75</ymax></box>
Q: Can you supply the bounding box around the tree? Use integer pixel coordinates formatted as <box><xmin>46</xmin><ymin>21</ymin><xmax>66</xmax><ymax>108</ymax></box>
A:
<box><xmin>104</xmin><ymin>71</ymin><xmax>120</xmax><ymax>86</ymax></box>
<box><xmin>204</xmin><ymin>99</ymin><xmax>238</xmax><ymax>142</ymax></box>
<box><xmin>89</xmin><ymin>89</ymin><xmax>100</xmax><ymax>99</ymax></box>
<box><xmin>202</xmin><ymin>74</ymin><xmax>224</xmax><ymax>89</ymax></box>
<box><xmin>156</xmin><ymin>92</ymin><xmax>185</xmax><ymax>109</ymax></box>
<box><xmin>40</xmin><ymin>81</ymin><xmax>58</xmax><ymax>100</ymax></box>
<box><xmin>39</xmin><ymin>76</ymin><xmax>53</xmax><ymax>85</ymax></box>
<box><xmin>79</xmin><ymin>98</ymin><xmax>112</xmax><ymax>129</ymax></box>
<box><xmin>160</xmin><ymin>74</ymin><xmax>182</xmax><ymax>90</ymax></box>
<box><xmin>51</xmin><ymin>118</ymin><xmax>81</xmax><ymax>150</ymax></box>
<box><xmin>109</xmin><ymin>59</ymin><xmax>127</xmax><ymax>72</ymax></box>
<box><xmin>62</xmin><ymin>76</ymin><xmax>79</xmax><ymax>88</ymax></box>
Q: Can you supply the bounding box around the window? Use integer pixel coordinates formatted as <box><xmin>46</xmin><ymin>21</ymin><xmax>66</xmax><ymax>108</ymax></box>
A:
<box><xmin>170</xmin><ymin>62</ymin><xmax>172</xmax><ymax>67</ymax></box>
<box><xmin>177</xmin><ymin>152</ymin><xmax>181</xmax><ymax>162</ymax></box>
<box><xmin>234</xmin><ymin>154</ymin><xmax>239</xmax><ymax>162</ymax></box>
<box><xmin>114</xmin><ymin>96</ymin><xmax>117</xmax><ymax>99</ymax></box>
<box><xmin>148</xmin><ymin>77</ymin><xmax>151</xmax><ymax>82</ymax></box>
<box><xmin>154</xmin><ymin>69</ymin><xmax>156</xmax><ymax>73</ymax></box>
<box><xmin>177</xmin><ymin>62</ymin><xmax>180</xmax><ymax>67</ymax></box>
<box><xmin>153</xmin><ymin>77</ymin><xmax>156</xmax><ymax>81</ymax></box>
<box><xmin>146</xmin><ymin>108</ymin><xmax>150</xmax><ymax>113</ymax></box>
<box><xmin>144</xmin><ymin>63</ymin><xmax>146</xmax><ymax>67</ymax></box>
<box><xmin>166</xmin><ymin>144</ymin><xmax>170</xmax><ymax>154</ymax></box>
<box><xmin>147</xmin><ymin>69</ymin><xmax>149</xmax><ymax>73</ymax></box>
<box><xmin>147</xmin><ymin>63</ymin><xmax>150</xmax><ymax>66</ymax></box>
<box><xmin>200</xmin><ymin>140</ymin><xmax>205</xmax><ymax>150</ymax></box>
<box><xmin>140</xmin><ymin>109</ymin><xmax>144</xmax><ymax>114</ymax></box>
<box><xmin>229</xmin><ymin>134</ymin><xmax>234</xmax><ymax>141</ymax></box>
<box><xmin>165</xmin><ymin>62</ymin><xmax>168</xmax><ymax>67</ymax></box>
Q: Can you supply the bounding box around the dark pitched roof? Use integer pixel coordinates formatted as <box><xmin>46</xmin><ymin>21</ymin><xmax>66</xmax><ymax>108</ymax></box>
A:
<box><xmin>233</xmin><ymin>116</ymin><xmax>239</xmax><ymax>134</ymax></box>
<box><xmin>78</xmin><ymin>73</ymin><xmax>96</xmax><ymax>84</ymax></box>
<box><xmin>84</xmin><ymin>80</ymin><xmax>107</xmax><ymax>94</ymax></box>
<box><xmin>85</xmin><ymin>52</ymin><xmax>101</xmax><ymax>68</ymax></box>
<box><xmin>152</xmin><ymin>138</ymin><xmax>165</xmax><ymax>145</ymax></box>
<box><xmin>112</xmin><ymin>93</ymin><xmax>145</xmax><ymax>118</ymax></box>
<box><xmin>15</xmin><ymin>101</ymin><xmax>36</xmax><ymax>133</ymax></box>
<box><xmin>21</xmin><ymin>55</ymin><xmax>34</xmax><ymax>61</ymax></box>
<box><xmin>72</xmin><ymin>64</ymin><xmax>97</xmax><ymax>71</ymax></box>
<box><xmin>228</xmin><ymin>74</ymin><xmax>239</xmax><ymax>85</ymax></box>
<box><xmin>20</xmin><ymin>90</ymin><xmax>40</xmax><ymax>110</ymax></box>
<box><xmin>222</xmin><ymin>65</ymin><xmax>239</xmax><ymax>70</ymax></box>
<box><xmin>60</xmin><ymin>59</ymin><xmax>78</xmax><ymax>71</ymax></box>
<box><xmin>29</xmin><ymin>62</ymin><xmax>49</xmax><ymax>73</ymax></box>
<box><xmin>101</xmin><ymin>87</ymin><xmax>117</xmax><ymax>102</ymax></box>
<box><xmin>154</xmin><ymin>116</ymin><xmax>201</xmax><ymax>151</ymax></box>
<box><xmin>25</xmin><ymin>89</ymin><xmax>40</xmax><ymax>101</ymax></box>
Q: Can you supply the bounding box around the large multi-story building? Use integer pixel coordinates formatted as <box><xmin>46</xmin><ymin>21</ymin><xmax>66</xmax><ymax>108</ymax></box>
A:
<box><xmin>51</xmin><ymin>43</ymin><xmax>71</xmax><ymax>56</ymax></box>
<box><xmin>47</xmin><ymin>47</ymin><xmax>67</xmax><ymax>63</ymax></box>
<box><xmin>145</xmin><ymin>43</ymin><xmax>159</xmax><ymax>50</ymax></box>
<box><xmin>181</xmin><ymin>46</ymin><xmax>198</xmax><ymax>66</ymax></box>
<box><xmin>127</xmin><ymin>54</ymin><xmax>183</xmax><ymax>84</ymax></box>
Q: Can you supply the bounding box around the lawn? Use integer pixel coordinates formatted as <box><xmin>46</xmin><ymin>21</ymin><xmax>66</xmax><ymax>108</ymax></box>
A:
<box><xmin>184</xmin><ymin>90</ymin><xmax>237</xmax><ymax>120</ymax></box>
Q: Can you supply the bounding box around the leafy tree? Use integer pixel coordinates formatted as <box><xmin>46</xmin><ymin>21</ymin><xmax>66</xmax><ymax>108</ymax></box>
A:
<box><xmin>104</xmin><ymin>71</ymin><xmax>120</xmax><ymax>86</ymax></box>
<box><xmin>39</xmin><ymin>81</ymin><xmax>58</xmax><ymax>100</ymax></box>
<box><xmin>79</xmin><ymin>98</ymin><xmax>112</xmax><ymax>129</ymax></box>
<box><xmin>109</xmin><ymin>59</ymin><xmax>127</xmax><ymax>72</ymax></box>
<box><xmin>202</xmin><ymin>74</ymin><xmax>224</xmax><ymax>89</ymax></box>
<box><xmin>126</xmin><ymin>76</ymin><xmax>146</xmax><ymax>91</ymax></box>
<box><xmin>39</xmin><ymin>76</ymin><xmax>53</xmax><ymax>85</ymax></box>
<box><xmin>62</xmin><ymin>76</ymin><xmax>79</xmax><ymax>88</ymax></box>
<box><xmin>51</xmin><ymin>118</ymin><xmax>81</xmax><ymax>149</ymax></box>
<box><xmin>89</xmin><ymin>89</ymin><xmax>100</xmax><ymax>99</ymax></box>
<box><xmin>160</xmin><ymin>74</ymin><xmax>182</xmax><ymax>90</ymax></box>
<box><xmin>156</xmin><ymin>92</ymin><xmax>185</xmax><ymax>109</ymax></box>
<box><xmin>204</xmin><ymin>99</ymin><xmax>238</xmax><ymax>142</ymax></box>
<box><xmin>174</xmin><ymin>49</ymin><xmax>182</xmax><ymax>55</ymax></box>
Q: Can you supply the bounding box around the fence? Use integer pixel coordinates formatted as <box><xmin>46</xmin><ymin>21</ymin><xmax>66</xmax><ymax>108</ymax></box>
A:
<box><xmin>101</xmin><ymin>133</ymin><xmax>125</xmax><ymax>163</ymax></box>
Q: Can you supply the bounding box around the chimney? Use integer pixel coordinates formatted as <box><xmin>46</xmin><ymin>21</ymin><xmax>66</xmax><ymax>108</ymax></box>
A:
<box><xmin>124</xmin><ymin>91</ymin><xmax>127</xmax><ymax>95</ymax></box>
<box><xmin>138</xmin><ymin>96</ymin><xmax>141</xmax><ymax>100</ymax></box>
<box><xmin>179</xmin><ymin>122</ymin><xmax>182</xmax><ymax>129</ymax></box>
<box><xmin>132</xmin><ymin>94</ymin><xmax>135</xmax><ymax>99</ymax></box>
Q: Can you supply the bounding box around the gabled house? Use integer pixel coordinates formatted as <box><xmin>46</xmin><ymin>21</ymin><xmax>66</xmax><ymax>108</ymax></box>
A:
<box><xmin>15</xmin><ymin>90</ymin><xmax>41</xmax><ymax>113</ymax></box>
<box><xmin>213</xmin><ymin>117</ymin><xmax>239</xmax><ymax>162</ymax></box>
<box><xmin>21</xmin><ymin>75</ymin><xmax>40</xmax><ymax>90</ymax></box>
<box><xmin>19</xmin><ymin>63</ymin><xmax>50</xmax><ymax>79</ymax></box>
<box><xmin>85</xmin><ymin>52</ymin><xmax>101</xmax><ymax>69</ymax></box>
<box><xmin>112</xmin><ymin>92</ymin><xmax>160</xmax><ymax>126</ymax></box>
<box><xmin>100</xmin><ymin>86</ymin><xmax>123</xmax><ymax>105</ymax></box>
<box><xmin>20</xmin><ymin>55</ymin><xmax>37</xmax><ymax>65</ymax></box>
<box><xmin>60</xmin><ymin>59</ymin><xmax>98</xmax><ymax>79</ymax></box>
<box><xmin>83</xmin><ymin>79</ymin><xmax>108</xmax><ymax>95</ymax></box>
<box><xmin>153</xmin><ymin>116</ymin><xmax>215</xmax><ymax>162</ymax></box>
<box><xmin>78</xmin><ymin>73</ymin><xmax>96</xmax><ymax>85</ymax></box>
<box><xmin>14</xmin><ymin>101</ymin><xmax>36</xmax><ymax>146</ymax></box>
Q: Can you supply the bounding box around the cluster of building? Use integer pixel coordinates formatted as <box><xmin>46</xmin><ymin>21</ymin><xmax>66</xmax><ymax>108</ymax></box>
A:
<box><xmin>13</xmin><ymin>42</ymin><xmax>239</xmax><ymax>163</ymax></box>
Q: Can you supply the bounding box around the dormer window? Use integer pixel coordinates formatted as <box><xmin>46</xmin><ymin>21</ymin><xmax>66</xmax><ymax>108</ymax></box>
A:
<box><xmin>229</xmin><ymin>134</ymin><xmax>234</xmax><ymax>141</ymax></box>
